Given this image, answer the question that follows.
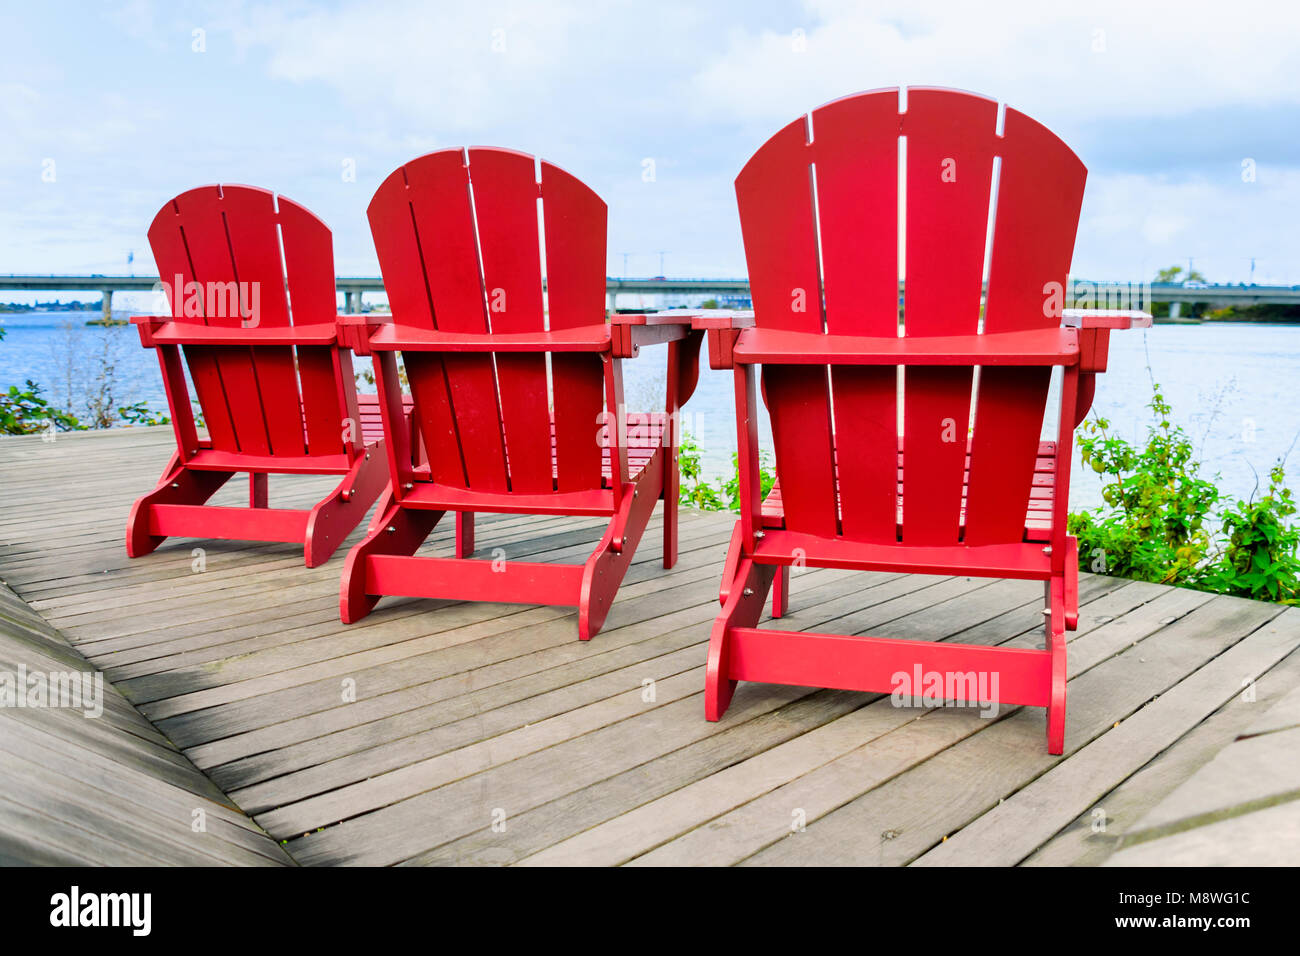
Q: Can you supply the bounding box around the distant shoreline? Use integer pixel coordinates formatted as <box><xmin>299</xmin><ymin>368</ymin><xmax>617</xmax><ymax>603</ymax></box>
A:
<box><xmin>0</xmin><ymin>300</ymin><xmax>105</xmax><ymax>313</ymax></box>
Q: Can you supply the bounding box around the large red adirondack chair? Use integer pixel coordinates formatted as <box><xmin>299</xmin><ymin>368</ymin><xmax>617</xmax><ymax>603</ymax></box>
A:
<box><xmin>704</xmin><ymin>88</ymin><xmax>1147</xmax><ymax>753</ymax></box>
<box><xmin>127</xmin><ymin>185</ymin><xmax>389</xmax><ymax>567</ymax></box>
<box><xmin>338</xmin><ymin>148</ymin><xmax>702</xmax><ymax>640</ymax></box>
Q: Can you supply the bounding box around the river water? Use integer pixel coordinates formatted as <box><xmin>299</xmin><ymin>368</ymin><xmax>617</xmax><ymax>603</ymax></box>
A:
<box><xmin>3</xmin><ymin>311</ymin><xmax>1296</xmax><ymax>512</ymax></box>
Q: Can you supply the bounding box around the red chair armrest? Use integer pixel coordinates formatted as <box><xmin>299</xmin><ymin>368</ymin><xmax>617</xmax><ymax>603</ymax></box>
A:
<box><xmin>130</xmin><ymin>315</ymin><xmax>166</xmax><ymax>348</ymax></box>
<box><xmin>364</xmin><ymin>324</ymin><xmax>612</xmax><ymax>354</ymax></box>
<box><xmin>689</xmin><ymin>310</ymin><xmax>756</xmax><ymax>331</ymax></box>
<box><xmin>132</xmin><ymin>317</ymin><xmax>339</xmax><ymax>348</ymax></box>
<box><xmin>337</xmin><ymin>313</ymin><xmax>392</xmax><ymax>354</ymax></box>
<box><xmin>610</xmin><ymin>309</ymin><xmax>704</xmax><ymax>327</ymax></box>
<box><xmin>731</xmin><ymin>326</ymin><xmax>1080</xmax><ymax>367</ymax></box>
<box><xmin>686</xmin><ymin>311</ymin><xmax>755</xmax><ymax>368</ymax></box>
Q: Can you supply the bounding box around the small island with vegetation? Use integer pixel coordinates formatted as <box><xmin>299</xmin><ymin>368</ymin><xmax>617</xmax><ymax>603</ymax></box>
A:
<box><xmin>0</xmin><ymin>297</ymin><xmax>125</xmax><ymax>325</ymax></box>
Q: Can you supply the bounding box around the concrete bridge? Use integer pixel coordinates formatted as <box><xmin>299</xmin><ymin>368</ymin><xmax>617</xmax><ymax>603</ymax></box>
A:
<box><xmin>2</xmin><ymin>274</ymin><xmax>1298</xmax><ymax>321</ymax></box>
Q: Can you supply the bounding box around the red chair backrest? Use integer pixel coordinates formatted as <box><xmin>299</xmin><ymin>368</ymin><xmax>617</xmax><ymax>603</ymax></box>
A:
<box><xmin>148</xmin><ymin>185</ymin><xmax>355</xmax><ymax>460</ymax></box>
<box><xmin>367</xmin><ymin>148</ymin><xmax>610</xmax><ymax>494</ymax></box>
<box><xmin>736</xmin><ymin>87</ymin><xmax>1086</xmax><ymax>546</ymax></box>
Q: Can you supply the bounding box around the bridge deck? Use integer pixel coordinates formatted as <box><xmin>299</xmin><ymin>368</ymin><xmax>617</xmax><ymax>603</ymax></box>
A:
<box><xmin>2</xmin><ymin>426</ymin><xmax>1297</xmax><ymax>866</ymax></box>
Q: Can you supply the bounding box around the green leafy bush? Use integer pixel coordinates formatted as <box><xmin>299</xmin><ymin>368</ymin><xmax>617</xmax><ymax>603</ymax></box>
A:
<box><xmin>1070</xmin><ymin>382</ymin><xmax>1299</xmax><ymax>605</ymax></box>
<box><xmin>1200</xmin><ymin>465</ymin><xmax>1299</xmax><ymax>603</ymax></box>
<box><xmin>0</xmin><ymin>380</ymin><xmax>81</xmax><ymax>435</ymax></box>
<box><xmin>1069</xmin><ymin>386</ymin><xmax>1217</xmax><ymax>585</ymax></box>
<box><xmin>678</xmin><ymin>431</ymin><xmax>776</xmax><ymax>513</ymax></box>
<box><xmin>0</xmin><ymin>389</ymin><xmax>171</xmax><ymax>434</ymax></box>
<box><xmin>117</xmin><ymin>401</ymin><xmax>171</xmax><ymax>427</ymax></box>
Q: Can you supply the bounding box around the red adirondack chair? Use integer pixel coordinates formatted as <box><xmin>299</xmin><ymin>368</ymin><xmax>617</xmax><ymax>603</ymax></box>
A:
<box><xmin>127</xmin><ymin>185</ymin><xmax>389</xmax><ymax>567</ymax></box>
<box><xmin>703</xmin><ymin>88</ymin><xmax>1149</xmax><ymax>753</ymax></box>
<box><xmin>338</xmin><ymin>148</ymin><xmax>703</xmax><ymax>640</ymax></box>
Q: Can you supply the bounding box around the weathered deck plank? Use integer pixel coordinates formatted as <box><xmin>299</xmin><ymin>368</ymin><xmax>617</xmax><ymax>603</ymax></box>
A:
<box><xmin>1103</xmin><ymin>801</ymin><xmax>1300</xmax><ymax>866</ymax></box>
<box><xmin>1023</xmin><ymin>645</ymin><xmax>1300</xmax><ymax>865</ymax></box>
<box><xmin>1098</xmin><ymin>675</ymin><xmax>1300</xmax><ymax>866</ymax></box>
<box><xmin>0</xmin><ymin>576</ymin><xmax>292</xmax><ymax>866</ymax></box>
<box><xmin>913</xmin><ymin>606</ymin><xmax>1300</xmax><ymax>865</ymax></box>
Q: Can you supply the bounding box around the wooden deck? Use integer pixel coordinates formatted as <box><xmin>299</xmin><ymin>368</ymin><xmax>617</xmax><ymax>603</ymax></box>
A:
<box><xmin>2</xmin><ymin>425</ymin><xmax>1298</xmax><ymax>866</ymax></box>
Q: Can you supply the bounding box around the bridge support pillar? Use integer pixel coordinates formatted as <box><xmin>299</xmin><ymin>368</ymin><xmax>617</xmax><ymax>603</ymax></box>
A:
<box><xmin>345</xmin><ymin>289</ymin><xmax>362</xmax><ymax>313</ymax></box>
<box><xmin>102</xmin><ymin>289</ymin><xmax>113</xmax><ymax>323</ymax></box>
<box><xmin>608</xmin><ymin>290</ymin><xmax>617</xmax><ymax>315</ymax></box>
<box><xmin>1169</xmin><ymin>301</ymin><xmax>1181</xmax><ymax>319</ymax></box>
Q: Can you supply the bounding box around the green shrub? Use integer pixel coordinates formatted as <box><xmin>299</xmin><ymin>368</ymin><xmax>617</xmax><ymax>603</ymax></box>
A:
<box><xmin>1200</xmin><ymin>465</ymin><xmax>1299</xmax><ymax>603</ymax></box>
<box><xmin>0</xmin><ymin>380</ymin><xmax>82</xmax><ymax>435</ymax></box>
<box><xmin>1069</xmin><ymin>385</ymin><xmax>1217</xmax><ymax>586</ymax></box>
<box><xmin>117</xmin><ymin>401</ymin><xmax>171</xmax><ymax>427</ymax></box>
<box><xmin>678</xmin><ymin>431</ymin><xmax>776</xmax><ymax>513</ymax></box>
<box><xmin>1070</xmin><ymin>382</ymin><xmax>1300</xmax><ymax>605</ymax></box>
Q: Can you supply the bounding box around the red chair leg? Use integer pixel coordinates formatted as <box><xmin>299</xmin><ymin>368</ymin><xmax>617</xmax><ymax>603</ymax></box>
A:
<box><xmin>455</xmin><ymin>512</ymin><xmax>475</xmax><ymax>558</ymax></box>
<box><xmin>579</xmin><ymin>450</ymin><xmax>664</xmax><ymax>641</ymax></box>
<box><xmin>125</xmin><ymin>452</ymin><xmax>234</xmax><ymax>558</ymax></box>
<box><xmin>717</xmin><ymin>523</ymin><xmax>744</xmax><ymax>606</ymax></box>
<box><xmin>663</xmin><ymin>444</ymin><xmax>679</xmax><ymax>569</ymax></box>
<box><xmin>339</xmin><ymin>489</ymin><xmax>443</xmax><ymax>623</ymax></box>
<box><xmin>772</xmin><ymin>565</ymin><xmax>790</xmax><ymax>619</ymax></box>
<box><xmin>705</xmin><ymin>550</ymin><xmax>775</xmax><ymax>721</ymax></box>
<box><xmin>304</xmin><ymin>443</ymin><xmax>390</xmax><ymax>568</ymax></box>
<box><xmin>1064</xmin><ymin>534</ymin><xmax>1079</xmax><ymax>630</ymax></box>
<box><xmin>1046</xmin><ymin>575</ymin><xmax>1068</xmax><ymax>755</ymax></box>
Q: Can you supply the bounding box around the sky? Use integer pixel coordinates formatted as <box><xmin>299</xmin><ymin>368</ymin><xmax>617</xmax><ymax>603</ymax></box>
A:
<box><xmin>2</xmin><ymin>0</ymin><xmax>1299</xmax><ymax>305</ymax></box>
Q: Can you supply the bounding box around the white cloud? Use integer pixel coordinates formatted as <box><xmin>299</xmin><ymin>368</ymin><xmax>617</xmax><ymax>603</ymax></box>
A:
<box><xmin>1075</xmin><ymin>167</ymin><xmax>1300</xmax><ymax>282</ymax></box>
<box><xmin>1139</xmin><ymin>211</ymin><xmax>1192</xmax><ymax>247</ymax></box>
<box><xmin>0</xmin><ymin>82</ymin><xmax>41</xmax><ymax>123</ymax></box>
<box><xmin>220</xmin><ymin>0</ymin><xmax>636</xmax><ymax>131</ymax></box>
<box><xmin>688</xmin><ymin>0</ymin><xmax>1300</xmax><ymax>127</ymax></box>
